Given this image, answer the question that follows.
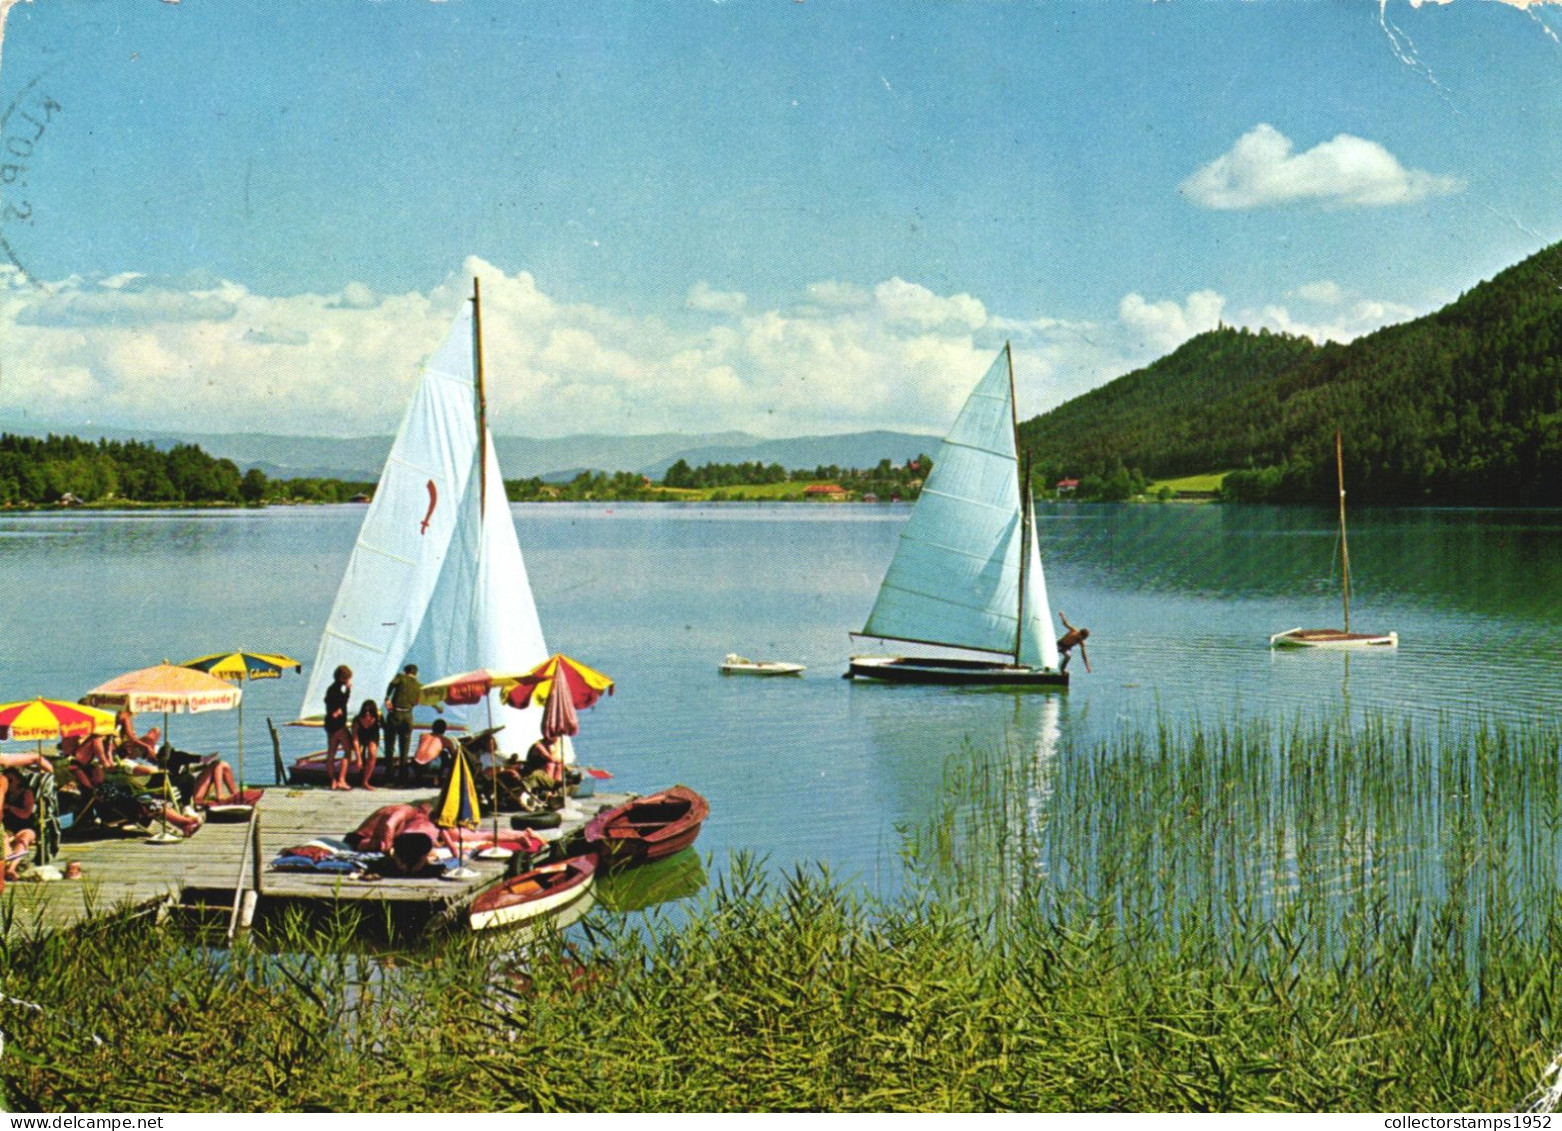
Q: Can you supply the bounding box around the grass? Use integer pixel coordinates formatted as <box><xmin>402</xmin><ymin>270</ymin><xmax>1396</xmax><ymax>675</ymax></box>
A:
<box><xmin>2</xmin><ymin>714</ymin><xmax>1561</xmax><ymax>1111</ymax></box>
<box><xmin>1148</xmin><ymin>472</ymin><xmax>1230</xmax><ymax>494</ymax></box>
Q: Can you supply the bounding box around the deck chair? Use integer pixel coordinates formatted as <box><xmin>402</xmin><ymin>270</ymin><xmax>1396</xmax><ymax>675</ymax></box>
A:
<box><xmin>26</xmin><ymin>767</ymin><xmax>61</xmax><ymax>865</ymax></box>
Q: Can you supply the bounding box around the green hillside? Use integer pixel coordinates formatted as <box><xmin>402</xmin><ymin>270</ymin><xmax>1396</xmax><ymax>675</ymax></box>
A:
<box><xmin>1020</xmin><ymin>241</ymin><xmax>1562</xmax><ymax>505</ymax></box>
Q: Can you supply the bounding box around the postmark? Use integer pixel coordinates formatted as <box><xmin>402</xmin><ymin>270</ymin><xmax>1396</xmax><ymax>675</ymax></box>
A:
<box><xmin>0</xmin><ymin>73</ymin><xmax>60</xmax><ymax>286</ymax></box>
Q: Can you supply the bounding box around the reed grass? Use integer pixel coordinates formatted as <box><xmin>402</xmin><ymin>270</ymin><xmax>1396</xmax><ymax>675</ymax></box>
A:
<box><xmin>1</xmin><ymin>714</ymin><xmax>1560</xmax><ymax>1111</ymax></box>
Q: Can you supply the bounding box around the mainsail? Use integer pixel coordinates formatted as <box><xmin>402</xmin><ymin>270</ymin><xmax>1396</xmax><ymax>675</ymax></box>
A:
<box><xmin>859</xmin><ymin>345</ymin><xmax>1059</xmax><ymax>671</ymax></box>
<box><xmin>300</xmin><ymin>300</ymin><xmax>549</xmax><ymax>745</ymax></box>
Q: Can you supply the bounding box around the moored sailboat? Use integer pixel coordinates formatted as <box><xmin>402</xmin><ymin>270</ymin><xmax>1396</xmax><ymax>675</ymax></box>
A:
<box><xmin>846</xmin><ymin>344</ymin><xmax>1068</xmax><ymax>687</ymax></box>
<box><xmin>1270</xmin><ymin>431</ymin><xmax>1397</xmax><ymax>649</ymax></box>
<box><xmin>294</xmin><ymin>280</ymin><xmax>552</xmax><ymax>773</ymax></box>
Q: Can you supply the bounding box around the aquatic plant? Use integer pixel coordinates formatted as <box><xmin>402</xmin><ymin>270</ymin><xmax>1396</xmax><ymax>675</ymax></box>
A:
<box><xmin>1</xmin><ymin>714</ymin><xmax>1560</xmax><ymax>1111</ymax></box>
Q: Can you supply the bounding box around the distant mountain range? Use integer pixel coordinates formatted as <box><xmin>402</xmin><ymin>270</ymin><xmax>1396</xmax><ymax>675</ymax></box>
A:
<box><xmin>4</xmin><ymin>425</ymin><xmax>939</xmax><ymax>484</ymax></box>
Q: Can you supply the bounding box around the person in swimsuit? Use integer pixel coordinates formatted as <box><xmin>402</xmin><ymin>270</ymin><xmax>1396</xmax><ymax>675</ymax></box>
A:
<box><xmin>115</xmin><ymin>709</ymin><xmax>160</xmax><ymax>761</ymax></box>
<box><xmin>0</xmin><ymin>753</ymin><xmax>50</xmax><ymax>884</ymax></box>
<box><xmin>324</xmin><ymin>665</ymin><xmax>354</xmax><ymax>791</ymax></box>
<box><xmin>1057</xmin><ymin>610</ymin><xmax>1091</xmax><ymax>673</ymax></box>
<box><xmin>413</xmin><ymin>718</ymin><xmax>458</xmax><ymax>777</ymax></box>
<box><xmin>351</xmin><ymin>699</ymin><xmax>382</xmax><ymax>791</ymax></box>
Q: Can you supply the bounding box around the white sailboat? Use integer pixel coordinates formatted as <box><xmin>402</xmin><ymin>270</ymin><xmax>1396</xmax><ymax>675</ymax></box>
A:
<box><xmin>847</xmin><ymin>344</ymin><xmax>1068</xmax><ymax>687</ymax></box>
<box><xmin>1270</xmin><ymin>430</ymin><xmax>1397</xmax><ymax>649</ymax></box>
<box><xmin>297</xmin><ymin>279</ymin><xmax>551</xmax><ymax>757</ymax></box>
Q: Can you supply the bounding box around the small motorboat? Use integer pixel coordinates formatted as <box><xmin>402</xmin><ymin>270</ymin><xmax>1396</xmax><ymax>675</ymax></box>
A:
<box><xmin>720</xmin><ymin>654</ymin><xmax>805</xmax><ymax>676</ymax></box>
<box><xmin>468</xmin><ymin>853</ymin><xmax>597</xmax><ymax>932</ymax></box>
<box><xmin>585</xmin><ymin>785</ymin><xmax>709</xmax><ymax>866</ymax></box>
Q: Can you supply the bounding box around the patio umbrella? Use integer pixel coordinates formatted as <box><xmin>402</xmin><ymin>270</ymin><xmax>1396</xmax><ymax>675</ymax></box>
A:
<box><xmin>0</xmin><ymin>697</ymin><xmax>117</xmax><ymax>746</ymax></box>
<box><xmin>417</xmin><ymin>667</ymin><xmax>528</xmax><ymax>707</ymax></box>
<box><xmin>179</xmin><ymin>650</ymin><xmax>302</xmax><ymax>800</ymax></box>
<box><xmin>503</xmin><ymin>654</ymin><xmax>614</xmax><ymax>713</ymax></box>
<box><xmin>82</xmin><ymin>663</ymin><xmax>243</xmax><ymax>841</ymax></box>
<box><xmin>0</xmin><ymin>699</ymin><xmax>109</xmax><ymax>867</ymax></box>
<box><xmin>433</xmin><ymin>746</ymin><xmax>482</xmax><ymax>881</ymax></box>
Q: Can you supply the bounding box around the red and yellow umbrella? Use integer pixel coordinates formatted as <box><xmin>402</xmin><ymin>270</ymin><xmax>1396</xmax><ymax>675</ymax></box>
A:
<box><xmin>0</xmin><ymin>697</ymin><xmax>117</xmax><ymax>743</ymax></box>
<box><xmin>503</xmin><ymin>654</ymin><xmax>614</xmax><ymax>713</ymax></box>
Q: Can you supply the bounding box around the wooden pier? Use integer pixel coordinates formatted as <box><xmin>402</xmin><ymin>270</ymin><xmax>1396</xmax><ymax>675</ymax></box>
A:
<box><xmin>0</xmin><ymin>785</ymin><xmax>628</xmax><ymax>940</ymax></box>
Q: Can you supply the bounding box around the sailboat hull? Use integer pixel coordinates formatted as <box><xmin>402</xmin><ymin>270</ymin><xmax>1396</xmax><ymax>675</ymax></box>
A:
<box><xmin>1269</xmin><ymin>628</ymin><xmax>1398</xmax><ymax>649</ymax></box>
<box><xmin>846</xmin><ymin>656</ymin><xmax>1069</xmax><ymax>687</ymax></box>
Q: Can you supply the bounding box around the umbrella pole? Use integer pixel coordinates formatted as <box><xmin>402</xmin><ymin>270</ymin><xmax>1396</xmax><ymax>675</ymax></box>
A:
<box><xmin>237</xmin><ymin>699</ymin><xmax>246</xmax><ymax>798</ymax></box>
<box><xmin>488</xmin><ymin>696</ymin><xmax>499</xmax><ymax>846</ymax></box>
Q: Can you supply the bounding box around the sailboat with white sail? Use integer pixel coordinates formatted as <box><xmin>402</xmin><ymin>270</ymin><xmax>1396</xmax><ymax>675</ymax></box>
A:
<box><xmin>295</xmin><ymin>280</ymin><xmax>550</xmax><ymax>766</ymax></box>
<box><xmin>1270</xmin><ymin>430</ymin><xmax>1397</xmax><ymax>649</ymax></box>
<box><xmin>846</xmin><ymin>344</ymin><xmax>1069</xmax><ymax>688</ymax></box>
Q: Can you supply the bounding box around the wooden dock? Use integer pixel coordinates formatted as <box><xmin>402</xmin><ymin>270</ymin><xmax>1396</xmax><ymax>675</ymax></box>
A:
<box><xmin>0</xmin><ymin>785</ymin><xmax>629</xmax><ymax>939</ymax></box>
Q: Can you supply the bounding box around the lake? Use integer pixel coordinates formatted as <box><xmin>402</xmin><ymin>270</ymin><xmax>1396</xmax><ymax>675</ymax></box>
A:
<box><xmin>2</xmin><ymin>501</ymin><xmax>1560</xmax><ymax>896</ymax></box>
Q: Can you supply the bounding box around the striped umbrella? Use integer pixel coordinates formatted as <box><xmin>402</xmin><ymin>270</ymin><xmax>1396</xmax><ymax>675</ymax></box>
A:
<box><xmin>433</xmin><ymin>744</ymin><xmax>482</xmax><ymax>881</ymax></box>
<box><xmin>180</xmin><ymin>650</ymin><xmax>302</xmax><ymax>798</ymax></box>
<box><xmin>0</xmin><ymin>697</ymin><xmax>116</xmax><ymax>745</ymax></box>
<box><xmin>503</xmin><ymin>654</ymin><xmax>614</xmax><ymax>712</ymax></box>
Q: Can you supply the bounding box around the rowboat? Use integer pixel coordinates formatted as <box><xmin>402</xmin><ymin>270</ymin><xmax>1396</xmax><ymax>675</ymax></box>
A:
<box><xmin>585</xmin><ymin>785</ymin><xmax>709</xmax><ymax>865</ymax></box>
<box><xmin>468</xmin><ymin>853</ymin><xmax>597</xmax><ymax>932</ymax></box>
<box><xmin>720</xmin><ymin>654</ymin><xmax>805</xmax><ymax>676</ymax></box>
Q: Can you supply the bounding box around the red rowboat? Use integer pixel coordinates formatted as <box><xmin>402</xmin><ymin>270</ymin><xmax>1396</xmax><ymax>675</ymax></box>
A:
<box><xmin>468</xmin><ymin>853</ymin><xmax>597</xmax><ymax>932</ymax></box>
<box><xmin>585</xmin><ymin>785</ymin><xmax>708</xmax><ymax>866</ymax></box>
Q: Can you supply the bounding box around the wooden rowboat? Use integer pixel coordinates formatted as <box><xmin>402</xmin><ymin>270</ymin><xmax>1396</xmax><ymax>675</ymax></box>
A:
<box><xmin>585</xmin><ymin>785</ymin><xmax>709</xmax><ymax>866</ymax></box>
<box><xmin>469</xmin><ymin>853</ymin><xmax>597</xmax><ymax>932</ymax></box>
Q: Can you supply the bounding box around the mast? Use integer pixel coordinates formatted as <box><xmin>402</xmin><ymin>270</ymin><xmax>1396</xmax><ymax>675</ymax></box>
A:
<box><xmin>1007</xmin><ymin>342</ymin><xmax>1026</xmax><ymax>665</ymax></box>
<box><xmin>1336</xmin><ymin>429</ymin><xmax>1351</xmax><ymax>633</ymax></box>
<box><xmin>472</xmin><ymin>278</ymin><xmax>488</xmax><ymax>521</ymax></box>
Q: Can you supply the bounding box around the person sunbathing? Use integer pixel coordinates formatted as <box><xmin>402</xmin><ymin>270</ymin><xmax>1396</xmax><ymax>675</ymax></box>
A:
<box><xmin>115</xmin><ymin>709</ymin><xmax>161</xmax><ymax>761</ymax></box>
<box><xmin>191</xmin><ymin>759</ymin><xmax>249</xmax><ymax>808</ymax></box>
<box><xmin>70</xmin><ymin>747</ymin><xmax>200</xmax><ymax>837</ymax></box>
<box><xmin>0</xmin><ymin>759</ymin><xmax>47</xmax><ymax>887</ymax></box>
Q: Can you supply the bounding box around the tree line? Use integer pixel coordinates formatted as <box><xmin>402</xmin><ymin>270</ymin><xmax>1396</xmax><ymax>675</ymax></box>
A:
<box><xmin>1020</xmin><ymin>239</ymin><xmax>1562</xmax><ymax>505</ymax></box>
<box><xmin>664</xmin><ymin>456</ymin><xmax>933</xmax><ymax>497</ymax></box>
<box><xmin>0</xmin><ymin>434</ymin><xmax>370</xmax><ymax>506</ymax></box>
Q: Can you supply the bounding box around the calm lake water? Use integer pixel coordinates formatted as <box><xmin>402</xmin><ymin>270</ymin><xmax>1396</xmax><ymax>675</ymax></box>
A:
<box><xmin>2</xmin><ymin>502</ymin><xmax>1559</xmax><ymax>896</ymax></box>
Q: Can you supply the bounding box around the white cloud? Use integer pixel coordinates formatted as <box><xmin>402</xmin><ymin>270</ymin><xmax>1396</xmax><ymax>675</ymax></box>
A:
<box><xmin>686</xmin><ymin>281</ymin><xmax>747</xmax><ymax>315</ymax></box>
<box><xmin>872</xmin><ymin>277</ymin><xmax>987</xmax><ymax>331</ymax></box>
<box><xmin>1291</xmin><ymin>280</ymin><xmax>1347</xmax><ymax>306</ymax></box>
<box><xmin>14</xmin><ymin>288</ymin><xmax>237</xmax><ymax>327</ymax></box>
<box><xmin>1180</xmin><ymin>123</ymin><xmax>1464</xmax><ymax>210</ymax></box>
<box><xmin>0</xmin><ymin>261</ymin><xmax>1432</xmax><ymax>439</ymax></box>
<box><xmin>1118</xmin><ymin>290</ymin><xmax>1226</xmax><ymax>353</ymax></box>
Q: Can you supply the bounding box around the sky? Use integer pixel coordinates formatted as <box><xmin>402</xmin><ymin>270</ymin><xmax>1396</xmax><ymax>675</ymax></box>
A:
<box><xmin>0</xmin><ymin>0</ymin><xmax>1559</xmax><ymax>440</ymax></box>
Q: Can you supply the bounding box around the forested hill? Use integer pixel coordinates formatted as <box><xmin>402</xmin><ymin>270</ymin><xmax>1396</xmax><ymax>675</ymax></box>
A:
<box><xmin>1020</xmin><ymin>240</ymin><xmax>1562</xmax><ymax>505</ymax></box>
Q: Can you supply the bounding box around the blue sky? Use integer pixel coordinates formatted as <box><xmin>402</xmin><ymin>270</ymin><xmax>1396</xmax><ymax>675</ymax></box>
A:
<box><xmin>1</xmin><ymin>0</ymin><xmax>1559</xmax><ymax>439</ymax></box>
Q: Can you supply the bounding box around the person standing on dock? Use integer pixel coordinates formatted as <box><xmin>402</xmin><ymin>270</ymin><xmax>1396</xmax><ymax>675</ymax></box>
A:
<box><xmin>324</xmin><ymin>665</ymin><xmax>354</xmax><ymax>791</ymax></box>
<box><xmin>382</xmin><ymin>663</ymin><xmax>422</xmax><ymax>785</ymax></box>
